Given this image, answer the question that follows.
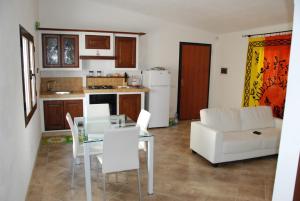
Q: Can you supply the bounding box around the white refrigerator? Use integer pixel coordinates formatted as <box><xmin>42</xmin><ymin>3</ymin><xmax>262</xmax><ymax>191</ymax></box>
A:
<box><xmin>142</xmin><ymin>70</ymin><xmax>170</xmax><ymax>128</ymax></box>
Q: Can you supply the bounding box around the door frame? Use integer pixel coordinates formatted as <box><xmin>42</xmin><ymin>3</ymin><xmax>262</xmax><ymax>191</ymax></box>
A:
<box><xmin>177</xmin><ymin>42</ymin><xmax>212</xmax><ymax>120</ymax></box>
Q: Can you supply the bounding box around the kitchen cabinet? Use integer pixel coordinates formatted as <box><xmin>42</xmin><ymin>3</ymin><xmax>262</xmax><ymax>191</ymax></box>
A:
<box><xmin>115</xmin><ymin>36</ymin><xmax>136</xmax><ymax>68</ymax></box>
<box><xmin>119</xmin><ymin>94</ymin><xmax>141</xmax><ymax>121</ymax></box>
<box><xmin>44</xmin><ymin>99</ymin><xmax>83</xmax><ymax>131</ymax></box>
<box><xmin>80</xmin><ymin>33</ymin><xmax>113</xmax><ymax>56</ymax></box>
<box><xmin>44</xmin><ymin>100</ymin><xmax>65</xmax><ymax>130</ymax></box>
<box><xmin>42</xmin><ymin>34</ymin><xmax>79</xmax><ymax>68</ymax></box>
<box><xmin>63</xmin><ymin>100</ymin><xmax>83</xmax><ymax>129</ymax></box>
<box><xmin>61</xmin><ymin>35</ymin><xmax>79</xmax><ymax>67</ymax></box>
<box><xmin>85</xmin><ymin>35</ymin><xmax>110</xmax><ymax>49</ymax></box>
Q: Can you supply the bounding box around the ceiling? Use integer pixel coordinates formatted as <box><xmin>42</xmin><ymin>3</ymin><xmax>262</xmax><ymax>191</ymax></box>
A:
<box><xmin>94</xmin><ymin>0</ymin><xmax>293</xmax><ymax>33</ymax></box>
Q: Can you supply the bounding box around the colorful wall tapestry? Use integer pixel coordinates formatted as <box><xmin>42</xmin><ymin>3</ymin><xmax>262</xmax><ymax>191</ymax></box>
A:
<box><xmin>242</xmin><ymin>34</ymin><xmax>292</xmax><ymax>118</ymax></box>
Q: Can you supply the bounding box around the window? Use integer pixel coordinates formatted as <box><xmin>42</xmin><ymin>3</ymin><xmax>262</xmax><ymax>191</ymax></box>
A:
<box><xmin>20</xmin><ymin>25</ymin><xmax>37</xmax><ymax>126</ymax></box>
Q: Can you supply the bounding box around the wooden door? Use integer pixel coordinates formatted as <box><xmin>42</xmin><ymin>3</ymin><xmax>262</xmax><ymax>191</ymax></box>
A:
<box><xmin>115</xmin><ymin>36</ymin><xmax>136</xmax><ymax>68</ymax></box>
<box><xmin>44</xmin><ymin>100</ymin><xmax>64</xmax><ymax>130</ymax></box>
<box><xmin>63</xmin><ymin>100</ymin><xmax>83</xmax><ymax>129</ymax></box>
<box><xmin>42</xmin><ymin>34</ymin><xmax>61</xmax><ymax>67</ymax></box>
<box><xmin>61</xmin><ymin>35</ymin><xmax>79</xmax><ymax>67</ymax></box>
<box><xmin>178</xmin><ymin>42</ymin><xmax>211</xmax><ymax>120</ymax></box>
<box><xmin>294</xmin><ymin>154</ymin><xmax>300</xmax><ymax>201</ymax></box>
<box><xmin>119</xmin><ymin>94</ymin><xmax>141</xmax><ymax>121</ymax></box>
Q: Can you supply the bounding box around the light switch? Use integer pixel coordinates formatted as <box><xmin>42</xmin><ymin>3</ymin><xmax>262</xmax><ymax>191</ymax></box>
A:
<box><xmin>221</xmin><ymin>67</ymin><xmax>228</xmax><ymax>74</ymax></box>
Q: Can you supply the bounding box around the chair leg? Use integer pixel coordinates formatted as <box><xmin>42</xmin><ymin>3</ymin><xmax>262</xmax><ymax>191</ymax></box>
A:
<box><xmin>102</xmin><ymin>173</ymin><xmax>106</xmax><ymax>201</ymax></box>
<box><xmin>71</xmin><ymin>158</ymin><xmax>75</xmax><ymax>188</ymax></box>
<box><xmin>97</xmin><ymin>161</ymin><xmax>101</xmax><ymax>188</ymax></box>
<box><xmin>46</xmin><ymin>144</ymin><xmax>49</xmax><ymax>164</ymax></box>
<box><xmin>137</xmin><ymin>169</ymin><xmax>142</xmax><ymax>201</ymax></box>
<box><xmin>90</xmin><ymin>155</ymin><xmax>93</xmax><ymax>169</ymax></box>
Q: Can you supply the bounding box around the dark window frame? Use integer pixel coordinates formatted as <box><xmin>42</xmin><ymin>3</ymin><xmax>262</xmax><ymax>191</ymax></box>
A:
<box><xmin>19</xmin><ymin>25</ymin><xmax>37</xmax><ymax>127</ymax></box>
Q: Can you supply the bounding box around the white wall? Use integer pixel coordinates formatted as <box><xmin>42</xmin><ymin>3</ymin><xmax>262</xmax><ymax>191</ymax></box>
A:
<box><xmin>212</xmin><ymin>23</ymin><xmax>292</xmax><ymax>108</ymax></box>
<box><xmin>0</xmin><ymin>0</ymin><xmax>41</xmax><ymax>201</ymax></box>
<box><xmin>38</xmin><ymin>0</ymin><xmax>217</xmax><ymax>116</ymax></box>
<box><xmin>140</xmin><ymin>24</ymin><xmax>217</xmax><ymax>115</ymax></box>
<box><xmin>273</xmin><ymin>1</ymin><xmax>300</xmax><ymax>200</ymax></box>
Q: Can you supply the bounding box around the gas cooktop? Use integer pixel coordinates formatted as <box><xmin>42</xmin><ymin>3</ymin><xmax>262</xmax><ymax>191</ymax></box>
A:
<box><xmin>88</xmin><ymin>85</ymin><xmax>114</xmax><ymax>89</ymax></box>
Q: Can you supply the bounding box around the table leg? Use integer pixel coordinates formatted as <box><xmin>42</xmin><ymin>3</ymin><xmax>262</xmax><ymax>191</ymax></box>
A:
<box><xmin>84</xmin><ymin>143</ymin><xmax>92</xmax><ymax>201</ymax></box>
<box><xmin>147</xmin><ymin>137</ymin><xmax>154</xmax><ymax>194</ymax></box>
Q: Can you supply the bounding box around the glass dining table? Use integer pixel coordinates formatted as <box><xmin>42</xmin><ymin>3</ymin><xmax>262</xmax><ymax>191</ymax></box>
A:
<box><xmin>74</xmin><ymin>115</ymin><xmax>154</xmax><ymax>201</ymax></box>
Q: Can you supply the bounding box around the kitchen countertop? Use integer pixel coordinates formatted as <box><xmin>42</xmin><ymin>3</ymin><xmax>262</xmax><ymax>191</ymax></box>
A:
<box><xmin>39</xmin><ymin>90</ymin><xmax>85</xmax><ymax>99</ymax></box>
<box><xmin>83</xmin><ymin>86</ymin><xmax>150</xmax><ymax>93</ymax></box>
<box><xmin>40</xmin><ymin>87</ymin><xmax>150</xmax><ymax>98</ymax></box>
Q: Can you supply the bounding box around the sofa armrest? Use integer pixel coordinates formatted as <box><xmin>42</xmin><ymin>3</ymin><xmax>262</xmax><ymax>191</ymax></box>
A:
<box><xmin>274</xmin><ymin>117</ymin><xmax>283</xmax><ymax>130</ymax></box>
<box><xmin>190</xmin><ymin>121</ymin><xmax>223</xmax><ymax>164</ymax></box>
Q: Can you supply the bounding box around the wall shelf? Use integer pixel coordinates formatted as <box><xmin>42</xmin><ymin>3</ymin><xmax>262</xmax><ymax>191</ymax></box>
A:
<box><xmin>38</xmin><ymin>27</ymin><xmax>146</xmax><ymax>35</ymax></box>
<box><xmin>79</xmin><ymin>56</ymin><xmax>116</xmax><ymax>60</ymax></box>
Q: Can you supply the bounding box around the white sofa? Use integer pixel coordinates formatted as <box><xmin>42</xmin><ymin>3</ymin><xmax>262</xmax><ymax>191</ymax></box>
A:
<box><xmin>190</xmin><ymin>106</ymin><xmax>282</xmax><ymax>164</ymax></box>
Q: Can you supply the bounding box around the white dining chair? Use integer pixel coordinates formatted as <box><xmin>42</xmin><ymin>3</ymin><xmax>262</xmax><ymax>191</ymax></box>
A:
<box><xmin>86</xmin><ymin>104</ymin><xmax>110</xmax><ymax>118</ymax></box>
<box><xmin>136</xmin><ymin>109</ymin><xmax>151</xmax><ymax>151</ymax></box>
<box><xmin>96</xmin><ymin>127</ymin><xmax>142</xmax><ymax>201</ymax></box>
<box><xmin>66</xmin><ymin>113</ymin><xmax>103</xmax><ymax>188</ymax></box>
<box><xmin>85</xmin><ymin>104</ymin><xmax>111</xmax><ymax>137</ymax></box>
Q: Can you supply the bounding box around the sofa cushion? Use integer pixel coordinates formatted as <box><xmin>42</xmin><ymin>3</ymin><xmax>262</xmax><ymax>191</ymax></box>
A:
<box><xmin>200</xmin><ymin>108</ymin><xmax>241</xmax><ymax>132</ymax></box>
<box><xmin>223</xmin><ymin>131</ymin><xmax>262</xmax><ymax>154</ymax></box>
<box><xmin>223</xmin><ymin>128</ymin><xmax>281</xmax><ymax>154</ymax></box>
<box><xmin>259</xmin><ymin>128</ymin><xmax>281</xmax><ymax>149</ymax></box>
<box><xmin>240</xmin><ymin>106</ymin><xmax>275</xmax><ymax>130</ymax></box>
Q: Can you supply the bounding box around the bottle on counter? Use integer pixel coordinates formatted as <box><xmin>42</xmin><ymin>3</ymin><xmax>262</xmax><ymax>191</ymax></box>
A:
<box><xmin>88</xmin><ymin>70</ymin><xmax>94</xmax><ymax>77</ymax></box>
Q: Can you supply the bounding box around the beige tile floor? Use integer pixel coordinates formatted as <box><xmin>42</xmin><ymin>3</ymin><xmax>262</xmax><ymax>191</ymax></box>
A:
<box><xmin>26</xmin><ymin>121</ymin><xmax>277</xmax><ymax>201</ymax></box>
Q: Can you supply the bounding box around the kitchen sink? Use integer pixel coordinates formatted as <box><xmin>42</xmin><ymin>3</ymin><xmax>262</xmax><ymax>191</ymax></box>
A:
<box><xmin>54</xmin><ymin>91</ymin><xmax>72</xmax><ymax>95</ymax></box>
<box><xmin>117</xmin><ymin>86</ymin><xmax>131</xmax><ymax>89</ymax></box>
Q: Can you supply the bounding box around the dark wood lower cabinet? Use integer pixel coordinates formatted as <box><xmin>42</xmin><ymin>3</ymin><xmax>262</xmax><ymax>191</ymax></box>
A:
<box><xmin>44</xmin><ymin>100</ymin><xmax>65</xmax><ymax>131</ymax></box>
<box><xmin>64</xmin><ymin>100</ymin><xmax>83</xmax><ymax>129</ymax></box>
<box><xmin>119</xmin><ymin>94</ymin><xmax>141</xmax><ymax>121</ymax></box>
<box><xmin>44</xmin><ymin>99</ymin><xmax>83</xmax><ymax>131</ymax></box>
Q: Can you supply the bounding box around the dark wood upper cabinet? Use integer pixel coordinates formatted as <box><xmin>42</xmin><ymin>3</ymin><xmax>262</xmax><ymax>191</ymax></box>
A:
<box><xmin>42</xmin><ymin>34</ymin><xmax>61</xmax><ymax>67</ymax></box>
<box><xmin>119</xmin><ymin>94</ymin><xmax>141</xmax><ymax>121</ymax></box>
<box><xmin>85</xmin><ymin>35</ymin><xmax>110</xmax><ymax>49</ymax></box>
<box><xmin>61</xmin><ymin>35</ymin><xmax>79</xmax><ymax>67</ymax></box>
<box><xmin>63</xmin><ymin>100</ymin><xmax>83</xmax><ymax>129</ymax></box>
<box><xmin>115</xmin><ymin>36</ymin><xmax>136</xmax><ymax>68</ymax></box>
<box><xmin>44</xmin><ymin>100</ymin><xmax>64</xmax><ymax>131</ymax></box>
<box><xmin>42</xmin><ymin>34</ymin><xmax>79</xmax><ymax>68</ymax></box>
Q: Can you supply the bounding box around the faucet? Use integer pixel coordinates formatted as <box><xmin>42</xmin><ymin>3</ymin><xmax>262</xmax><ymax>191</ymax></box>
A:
<box><xmin>47</xmin><ymin>80</ymin><xmax>56</xmax><ymax>92</ymax></box>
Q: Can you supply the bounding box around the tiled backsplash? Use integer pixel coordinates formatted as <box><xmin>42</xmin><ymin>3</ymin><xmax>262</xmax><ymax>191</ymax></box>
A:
<box><xmin>86</xmin><ymin>77</ymin><xmax>126</xmax><ymax>87</ymax></box>
<box><xmin>40</xmin><ymin>77</ymin><xmax>83</xmax><ymax>92</ymax></box>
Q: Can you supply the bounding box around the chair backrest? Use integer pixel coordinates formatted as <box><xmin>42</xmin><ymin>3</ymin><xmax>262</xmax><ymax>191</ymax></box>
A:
<box><xmin>66</xmin><ymin>113</ymin><xmax>79</xmax><ymax>159</ymax></box>
<box><xmin>86</xmin><ymin>104</ymin><xmax>110</xmax><ymax>118</ymax></box>
<box><xmin>102</xmin><ymin>127</ymin><xmax>140</xmax><ymax>173</ymax></box>
<box><xmin>136</xmin><ymin>109</ymin><xmax>151</xmax><ymax>131</ymax></box>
